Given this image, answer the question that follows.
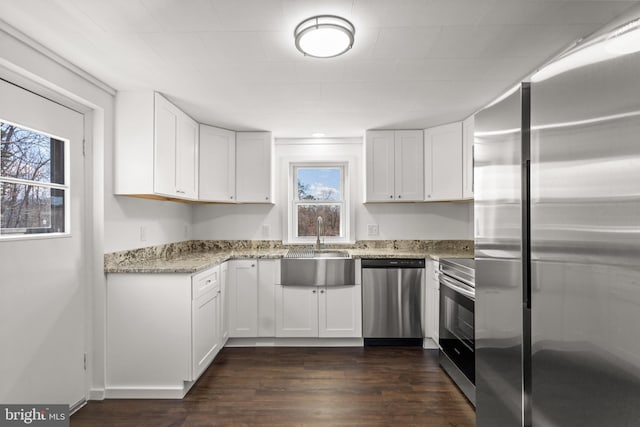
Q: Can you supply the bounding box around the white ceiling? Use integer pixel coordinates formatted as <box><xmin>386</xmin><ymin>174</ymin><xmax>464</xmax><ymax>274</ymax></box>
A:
<box><xmin>1</xmin><ymin>0</ymin><xmax>638</xmax><ymax>137</ymax></box>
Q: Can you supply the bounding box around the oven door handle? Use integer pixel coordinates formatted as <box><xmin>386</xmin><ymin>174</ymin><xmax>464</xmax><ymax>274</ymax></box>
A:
<box><xmin>439</xmin><ymin>275</ymin><xmax>475</xmax><ymax>300</ymax></box>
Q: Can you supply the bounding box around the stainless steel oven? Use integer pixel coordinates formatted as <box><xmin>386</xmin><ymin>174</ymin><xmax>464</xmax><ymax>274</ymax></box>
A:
<box><xmin>439</xmin><ymin>258</ymin><xmax>475</xmax><ymax>406</ymax></box>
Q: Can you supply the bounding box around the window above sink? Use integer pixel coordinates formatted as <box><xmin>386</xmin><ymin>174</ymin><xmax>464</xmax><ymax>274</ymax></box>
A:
<box><xmin>288</xmin><ymin>162</ymin><xmax>350</xmax><ymax>245</ymax></box>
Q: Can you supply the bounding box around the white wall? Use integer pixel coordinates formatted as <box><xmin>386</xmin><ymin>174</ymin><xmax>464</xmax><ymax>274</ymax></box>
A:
<box><xmin>193</xmin><ymin>138</ymin><xmax>473</xmax><ymax>241</ymax></box>
<box><xmin>103</xmin><ymin>196</ymin><xmax>193</xmax><ymax>253</ymax></box>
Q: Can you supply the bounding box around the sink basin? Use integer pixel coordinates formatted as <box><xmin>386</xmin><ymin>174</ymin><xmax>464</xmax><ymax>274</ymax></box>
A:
<box><xmin>281</xmin><ymin>249</ymin><xmax>355</xmax><ymax>286</ymax></box>
<box><xmin>312</xmin><ymin>250</ymin><xmax>350</xmax><ymax>259</ymax></box>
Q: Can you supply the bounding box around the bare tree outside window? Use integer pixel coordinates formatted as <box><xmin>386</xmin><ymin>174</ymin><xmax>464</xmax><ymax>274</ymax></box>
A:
<box><xmin>1</xmin><ymin>122</ymin><xmax>66</xmax><ymax>235</ymax></box>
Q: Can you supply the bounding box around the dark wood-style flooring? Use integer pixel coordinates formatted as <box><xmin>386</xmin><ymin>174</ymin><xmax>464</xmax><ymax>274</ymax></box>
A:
<box><xmin>72</xmin><ymin>347</ymin><xmax>475</xmax><ymax>426</ymax></box>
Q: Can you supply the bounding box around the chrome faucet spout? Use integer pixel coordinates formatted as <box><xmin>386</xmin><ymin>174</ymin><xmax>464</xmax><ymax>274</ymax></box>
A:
<box><xmin>316</xmin><ymin>216</ymin><xmax>324</xmax><ymax>250</ymax></box>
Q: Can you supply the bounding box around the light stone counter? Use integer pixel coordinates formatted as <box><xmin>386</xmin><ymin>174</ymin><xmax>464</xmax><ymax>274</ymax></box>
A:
<box><xmin>105</xmin><ymin>240</ymin><xmax>473</xmax><ymax>274</ymax></box>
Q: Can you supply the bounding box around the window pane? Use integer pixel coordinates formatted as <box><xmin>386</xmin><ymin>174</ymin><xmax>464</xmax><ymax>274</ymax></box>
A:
<box><xmin>297</xmin><ymin>204</ymin><xmax>340</xmax><ymax>237</ymax></box>
<box><xmin>1</xmin><ymin>122</ymin><xmax>65</xmax><ymax>184</ymax></box>
<box><xmin>297</xmin><ymin>167</ymin><xmax>341</xmax><ymax>201</ymax></box>
<box><xmin>0</xmin><ymin>182</ymin><xmax>65</xmax><ymax>235</ymax></box>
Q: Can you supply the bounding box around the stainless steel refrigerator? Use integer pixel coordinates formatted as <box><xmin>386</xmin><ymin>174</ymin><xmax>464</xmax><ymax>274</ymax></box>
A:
<box><xmin>475</xmin><ymin>8</ymin><xmax>640</xmax><ymax>427</ymax></box>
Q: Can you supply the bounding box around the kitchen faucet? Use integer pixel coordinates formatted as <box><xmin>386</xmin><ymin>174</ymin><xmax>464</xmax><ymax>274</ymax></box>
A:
<box><xmin>316</xmin><ymin>216</ymin><xmax>324</xmax><ymax>250</ymax></box>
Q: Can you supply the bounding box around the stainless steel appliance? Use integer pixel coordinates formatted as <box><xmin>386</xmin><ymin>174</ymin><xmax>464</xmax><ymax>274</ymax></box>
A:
<box><xmin>475</xmin><ymin>8</ymin><xmax>640</xmax><ymax>426</ymax></box>
<box><xmin>438</xmin><ymin>258</ymin><xmax>475</xmax><ymax>405</ymax></box>
<box><xmin>361</xmin><ymin>259</ymin><xmax>425</xmax><ymax>345</ymax></box>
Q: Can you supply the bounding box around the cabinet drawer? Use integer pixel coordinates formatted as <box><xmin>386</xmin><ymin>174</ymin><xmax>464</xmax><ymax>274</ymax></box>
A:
<box><xmin>192</xmin><ymin>266</ymin><xmax>220</xmax><ymax>300</ymax></box>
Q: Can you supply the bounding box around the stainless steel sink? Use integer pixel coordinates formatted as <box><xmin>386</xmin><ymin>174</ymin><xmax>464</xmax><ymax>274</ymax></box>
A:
<box><xmin>282</xmin><ymin>249</ymin><xmax>355</xmax><ymax>286</ymax></box>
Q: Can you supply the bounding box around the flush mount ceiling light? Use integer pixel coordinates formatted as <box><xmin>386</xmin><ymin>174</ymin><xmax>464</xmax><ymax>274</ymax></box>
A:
<box><xmin>294</xmin><ymin>15</ymin><xmax>355</xmax><ymax>58</ymax></box>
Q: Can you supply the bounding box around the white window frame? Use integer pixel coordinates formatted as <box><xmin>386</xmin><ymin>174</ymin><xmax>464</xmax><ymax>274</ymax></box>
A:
<box><xmin>0</xmin><ymin>119</ymin><xmax>70</xmax><ymax>239</ymax></box>
<box><xmin>289</xmin><ymin>162</ymin><xmax>349</xmax><ymax>244</ymax></box>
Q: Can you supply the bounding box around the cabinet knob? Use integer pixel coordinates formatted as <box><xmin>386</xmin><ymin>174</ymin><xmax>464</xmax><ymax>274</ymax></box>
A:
<box><xmin>251</xmin><ymin>264</ymin><xmax>255</xmax><ymax>267</ymax></box>
<box><xmin>206</xmin><ymin>279</ymin><xmax>212</xmax><ymax>284</ymax></box>
<box><xmin>230</xmin><ymin>195</ymin><xmax>233</xmax><ymax>199</ymax></box>
<box><xmin>265</xmin><ymin>196</ymin><xmax>269</xmax><ymax>200</ymax></box>
<box><xmin>398</xmin><ymin>195</ymin><xmax>402</xmax><ymax>199</ymax></box>
<box><xmin>426</xmin><ymin>194</ymin><xmax>431</xmax><ymax>198</ymax></box>
<box><xmin>312</xmin><ymin>289</ymin><xmax>317</xmax><ymax>294</ymax></box>
<box><xmin>320</xmin><ymin>289</ymin><xmax>325</xmax><ymax>294</ymax></box>
<box><xmin>389</xmin><ymin>195</ymin><xmax>393</xmax><ymax>199</ymax></box>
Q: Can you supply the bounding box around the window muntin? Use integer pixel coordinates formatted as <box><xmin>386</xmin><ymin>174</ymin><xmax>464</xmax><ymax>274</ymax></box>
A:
<box><xmin>293</xmin><ymin>165</ymin><xmax>346</xmax><ymax>241</ymax></box>
<box><xmin>1</xmin><ymin>122</ymin><xmax>68</xmax><ymax>236</ymax></box>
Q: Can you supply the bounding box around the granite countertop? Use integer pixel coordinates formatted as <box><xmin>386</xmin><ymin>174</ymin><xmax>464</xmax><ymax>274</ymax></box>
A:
<box><xmin>104</xmin><ymin>240</ymin><xmax>473</xmax><ymax>274</ymax></box>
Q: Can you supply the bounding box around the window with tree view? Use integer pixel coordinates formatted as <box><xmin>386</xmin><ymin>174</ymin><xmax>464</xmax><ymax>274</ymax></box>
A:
<box><xmin>1</xmin><ymin>122</ymin><xmax>67</xmax><ymax>236</ymax></box>
<box><xmin>294</xmin><ymin>165</ymin><xmax>345</xmax><ymax>239</ymax></box>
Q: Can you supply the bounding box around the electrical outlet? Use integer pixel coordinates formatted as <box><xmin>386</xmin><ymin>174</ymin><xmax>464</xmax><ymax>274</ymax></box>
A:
<box><xmin>140</xmin><ymin>226</ymin><xmax>147</xmax><ymax>242</ymax></box>
<box><xmin>262</xmin><ymin>224</ymin><xmax>270</xmax><ymax>238</ymax></box>
<box><xmin>367</xmin><ymin>224</ymin><xmax>379</xmax><ymax>236</ymax></box>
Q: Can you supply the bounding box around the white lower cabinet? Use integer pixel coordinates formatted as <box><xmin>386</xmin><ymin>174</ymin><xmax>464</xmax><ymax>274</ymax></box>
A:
<box><xmin>106</xmin><ymin>264</ymin><xmax>225</xmax><ymax>399</ymax></box>
<box><xmin>227</xmin><ymin>259</ymin><xmax>278</xmax><ymax>338</ymax></box>
<box><xmin>228</xmin><ymin>260</ymin><xmax>258</xmax><ymax>337</ymax></box>
<box><xmin>275</xmin><ymin>285</ymin><xmax>362</xmax><ymax>338</ymax></box>
<box><xmin>275</xmin><ymin>286</ymin><xmax>320</xmax><ymax>337</ymax></box>
<box><xmin>318</xmin><ymin>285</ymin><xmax>362</xmax><ymax>338</ymax></box>
<box><xmin>425</xmin><ymin>259</ymin><xmax>440</xmax><ymax>345</ymax></box>
<box><xmin>220</xmin><ymin>261</ymin><xmax>229</xmax><ymax>344</ymax></box>
<box><xmin>191</xmin><ymin>266</ymin><xmax>221</xmax><ymax>380</ymax></box>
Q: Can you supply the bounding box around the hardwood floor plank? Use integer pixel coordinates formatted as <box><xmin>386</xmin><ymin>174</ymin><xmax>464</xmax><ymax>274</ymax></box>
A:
<box><xmin>72</xmin><ymin>347</ymin><xmax>475</xmax><ymax>426</ymax></box>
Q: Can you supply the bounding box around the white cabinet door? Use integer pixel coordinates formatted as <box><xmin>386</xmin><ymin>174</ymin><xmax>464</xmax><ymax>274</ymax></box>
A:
<box><xmin>236</xmin><ymin>132</ymin><xmax>272</xmax><ymax>203</ymax></box>
<box><xmin>228</xmin><ymin>260</ymin><xmax>258</xmax><ymax>337</ymax></box>
<box><xmin>176</xmin><ymin>114</ymin><xmax>199</xmax><ymax>199</ymax></box>
<box><xmin>154</xmin><ymin>93</ymin><xmax>179</xmax><ymax>197</ymax></box>
<box><xmin>425</xmin><ymin>259</ymin><xmax>440</xmax><ymax>344</ymax></box>
<box><xmin>192</xmin><ymin>266</ymin><xmax>220</xmax><ymax>379</ymax></box>
<box><xmin>199</xmin><ymin>125</ymin><xmax>236</xmax><ymax>202</ymax></box>
<box><xmin>318</xmin><ymin>285</ymin><xmax>362</xmax><ymax>338</ymax></box>
<box><xmin>365</xmin><ymin>130</ymin><xmax>395</xmax><ymax>202</ymax></box>
<box><xmin>275</xmin><ymin>285</ymin><xmax>319</xmax><ymax>337</ymax></box>
<box><xmin>258</xmin><ymin>259</ymin><xmax>279</xmax><ymax>337</ymax></box>
<box><xmin>424</xmin><ymin>122</ymin><xmax>463</xmax><ymax>201</ymax></box>
<box><xmin>462</xmin><ymin>115</ymin><xmax>474</xmax><ymax>200</ymax></box>
<box><xmin>394</xmin><ymin>130</ymin><xmax>424</xmax><ymax>201</ymax></box>
<box><xmin>220</xmin><ymin>262</ymin><xmax>229</xmax><ymax>344</ymax></box>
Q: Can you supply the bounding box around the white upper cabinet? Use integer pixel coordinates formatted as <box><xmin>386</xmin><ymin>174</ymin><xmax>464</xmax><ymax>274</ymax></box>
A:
<box><xmin>175</xmin><ymin>109</ymin><xmax>199</xmax><ymax>199</ymax></box>
<box><xmin>115</xmin><ymin>91</ymin><xmax>199</xmax><ymax>201</ymax></box>
<box><xmin>462</xmin><ymin>115</ymin><xmax>474</xmax><ymax>200</ymax></box>
<box><xmin>199</xmin><ymin>125</ymin><xmax>236</xmax><ymax>202</ymax></box>
<box><xmin>365</xmin><ymin>130</ymin><xmax>424</xmax><ymax>202</ymax></box>
<box><xmin>365</xmin><ymin>131</ymin><xmax>395</xmax><ymax>202</ymax></box>
<box><xmin>235</xmin><ymin>132</ymin><xmax>273</xmax><ymax>203</ymax></box>
<box><xmin>424</xmin><ymin>122</ymin><xmax>463</xmax><ymax>201</ymax></box>
<box><xmin>394</xmin><ymin>130</ymin><xmax>425</xmax><ymax>201</ymax></box>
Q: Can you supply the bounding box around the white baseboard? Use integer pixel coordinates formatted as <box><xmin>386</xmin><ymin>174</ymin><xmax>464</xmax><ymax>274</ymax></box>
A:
<box><xmin>88</xmin><ymin>388</ymin><xmax>105</xmax><ymax>400</ymax></box>
<box><xmin>104</xmin><ymin>381</ymin><xmax>194</xmax><ymax>399</ymax></box>
<box><xmin>226</xmin><ymin>337</ymin><xmax>364</xmax><ymax>347</ymax></box>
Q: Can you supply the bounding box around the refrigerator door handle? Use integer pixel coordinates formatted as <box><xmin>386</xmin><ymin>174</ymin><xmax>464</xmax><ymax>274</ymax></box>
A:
<box><xmin>440</xmin><ymin>276</ymin><xmax>475</xmax><ymax>300</ymax></box>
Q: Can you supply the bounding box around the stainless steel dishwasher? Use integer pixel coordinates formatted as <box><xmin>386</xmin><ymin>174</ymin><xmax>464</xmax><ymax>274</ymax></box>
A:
<box><xmin>361</xmin><ymin>259</ymin><xmax>425</xmax><ymax>345</ymax></box>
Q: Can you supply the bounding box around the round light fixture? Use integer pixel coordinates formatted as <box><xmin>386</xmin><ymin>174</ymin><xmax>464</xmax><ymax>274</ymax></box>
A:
<box><xmin>294</xmin><ymin>15</ymin><xmax>355</xmax><ymax>58</ymax></box>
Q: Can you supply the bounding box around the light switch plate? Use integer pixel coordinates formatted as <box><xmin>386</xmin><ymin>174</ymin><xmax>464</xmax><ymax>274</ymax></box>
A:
<box><xmin>367</xmin><ymin>224</ymin><xmax>379</xmax><ymax>236</ymax></box>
